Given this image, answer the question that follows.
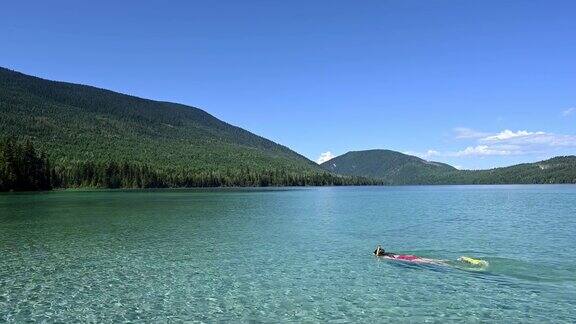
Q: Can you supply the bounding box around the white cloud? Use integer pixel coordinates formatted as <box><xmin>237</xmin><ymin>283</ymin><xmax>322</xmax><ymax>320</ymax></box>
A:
<box><xmin>451</xmin><ymin>129</ymin><xmax>576</xmax><ymax>157</ymax></box>
<box><xmin>403</xmin><ymin>127</ymin><xmax>575</xmax><ymax>164</ymax></box>
<box><xmin>481</xmin><ymin>130</ymin><xmax>576</xmax><ymax>147</ymax></box>
<box><xmin>316</xmin><ymin>151</ymin><xmax>335</xmax><ymax>164</ymax></box>
<box><xmin>563</xmin><ymin>107</ymin><xmax>575</xmax><ymax>117</ymax></box>
<box><xmin>453</xmin><ymin>127</ymin><xmax>489</xmax><ymax>139</ymax></box>
<box><xmin>482</xmin><ymin>129</ymin><xmax>546</xmax><ymax>141</ymax></box>
<box><xmin>455</xmin><ymin>145</ymin><xmax>513</xmax><ymax>156</ymax></box>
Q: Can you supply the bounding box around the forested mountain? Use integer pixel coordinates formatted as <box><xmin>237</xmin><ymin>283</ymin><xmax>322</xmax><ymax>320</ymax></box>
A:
<box><xmin>440</xmin><ymin>156</ymin><xmax>576</xmax><ymax>185</ymax></box>
<box><xmin>0</xmin><ymin>67</ymin><xmax>376</xmax><ymax>190</ymax></box>
<box><xmin>321</xmin><ymin>150</ymin><xmax>457</xmax><ymax>184</ymax></box>
<box><xmin>321</xmin><ymin>150</ymin><xmax>576</xmax><ymax>185</ymax></box>
<box><xmin>2</xmin><ymin>66</ymin><xmax>574</xmax><ymax>191</ymax></box>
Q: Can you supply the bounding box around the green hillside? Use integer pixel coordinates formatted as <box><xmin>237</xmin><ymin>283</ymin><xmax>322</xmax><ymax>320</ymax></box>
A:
<box><xmin>321</xmin><ymin>149</ymin><xmax>457</xmax><ymax>184</ymax></box>
<box><xmin>0</xmin><ymin>67</ymin><xmax>318</xmax><ymax>171</ymax></box>
<box><xmin>321</xmin><ymin>150</ymin><xmax>576</xmax><ymax>184</ymax></box>
<box><xmin>0</xmin><ymin>67</ymin><xmax>374</xmax><ymax>189</ymax></box>
<box><xmin>440</xmin><ymin>156</ymin><xmax>576</xmax><ymax>184</ymax></box>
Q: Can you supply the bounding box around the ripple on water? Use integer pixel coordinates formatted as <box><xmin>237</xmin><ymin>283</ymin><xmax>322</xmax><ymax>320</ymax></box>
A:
<box><xmin>1</xmin><ymin>186</ymin><xmax>575</xmax><ymax>322</ymax></box>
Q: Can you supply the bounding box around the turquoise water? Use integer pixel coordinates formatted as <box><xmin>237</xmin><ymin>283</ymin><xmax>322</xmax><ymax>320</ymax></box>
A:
<box><xmin>1</xmin><ymin>186</ymin><xmax>575</xmax><ymax>322</ymax></box>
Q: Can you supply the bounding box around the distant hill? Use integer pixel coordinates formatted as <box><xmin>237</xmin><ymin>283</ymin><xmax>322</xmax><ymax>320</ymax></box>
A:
<box><xmin>321</xmin><ymin>150</ymin><xmax>576</xmax><ymax>184</ymax></box>
<box><xmin>446</xmin><ymin>156</ymin><xmax>576</xmax><ymax>184</ymax></box>
<box><xmin>0</xmin><ymin>67</ymin><xmax>373</xmax><ymax>189</ymax></box>
<box><xmin>321</xmin><ymin>149</ymin><xmax>457</xmax><ymax>184</ymax></box>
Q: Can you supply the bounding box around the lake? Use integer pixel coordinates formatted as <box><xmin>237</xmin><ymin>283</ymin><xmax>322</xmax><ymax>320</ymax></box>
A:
<box><xmin>1</xmin><ymin>186</ymin><xmax>575</xmax><ymax>322</ymax></box>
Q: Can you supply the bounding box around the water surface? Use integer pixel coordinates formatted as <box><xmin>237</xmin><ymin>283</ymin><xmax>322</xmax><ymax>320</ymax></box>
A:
<box><xmin>1</xmin><ymin>186</ymin><xmax>575</xmax><ymax>322</ymax></box>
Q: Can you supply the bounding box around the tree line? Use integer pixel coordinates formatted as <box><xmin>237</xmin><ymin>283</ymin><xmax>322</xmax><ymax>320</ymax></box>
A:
<box><xmin>0</xmin><ymin>138</ymin><xmax>380</xmax><ymax>191</ymax></box>
<box><xmin>0</xmin><ymin>137</ymin><xmax>51</xmax><ymax>191</ymax></box>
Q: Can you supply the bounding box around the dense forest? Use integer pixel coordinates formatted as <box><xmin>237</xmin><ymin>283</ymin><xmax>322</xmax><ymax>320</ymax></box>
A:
<box><xmin>0</xmin><ymin>137</ymin><xmax>380</xmax><ymax>191</ymax></box>
<box><xmin>0</xmin><ymin>67</ymin><xmax>332</xmax><ymax>176</ymax></box>
<box><xmin>0</xmin><ymin>138</ymin><xmax>51</xmax><ymax>191</ymax></box>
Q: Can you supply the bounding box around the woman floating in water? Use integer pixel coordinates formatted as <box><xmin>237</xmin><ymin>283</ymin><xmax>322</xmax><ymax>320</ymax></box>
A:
<box><xmin>373</xmin><ymin>245</ymin><xmax>442</xmax><ymax>264</ymax></box>
<box><xmin>374</xmin><ymin>245</ymin><xmax>488</xmax><ymax>267</ymax></box>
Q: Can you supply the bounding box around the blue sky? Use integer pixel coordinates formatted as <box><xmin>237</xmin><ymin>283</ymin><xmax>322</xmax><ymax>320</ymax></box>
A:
<box><xmin>1</xmin><ymin>0</ymin><xmax>575</xmax><ymax>169</ymax></box>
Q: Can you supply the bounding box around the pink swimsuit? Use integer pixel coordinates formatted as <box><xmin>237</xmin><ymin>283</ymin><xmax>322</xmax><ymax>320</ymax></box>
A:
<box><xmin>394</xmin><ymin>254</ymin><xmax>419</xmax><ymax>261</ymax></box>
<box><xmin>383</xmin><ymin>254</ymin><xmax>440</xmax><ymax>265</ymax></box>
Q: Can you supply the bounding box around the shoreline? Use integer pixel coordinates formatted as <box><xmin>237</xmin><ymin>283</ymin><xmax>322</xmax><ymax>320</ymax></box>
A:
<box><xmin>2</xmin><ymin>183</ymin><xmax>576</xmax><ymax>194</ymax></box>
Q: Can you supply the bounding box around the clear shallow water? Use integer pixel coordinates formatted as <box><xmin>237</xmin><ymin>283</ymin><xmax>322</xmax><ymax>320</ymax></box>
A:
<box><xmin>1</xmin><ymin>186</ymin><xmax>575</xmax><ymax>323</ymax></box>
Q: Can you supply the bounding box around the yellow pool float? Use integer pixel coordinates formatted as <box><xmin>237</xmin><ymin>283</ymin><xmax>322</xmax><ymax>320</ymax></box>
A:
<box><xmin>458</xmin><ymin>256</ymin><xmax>489</xmax><ymax>267</ymax></box>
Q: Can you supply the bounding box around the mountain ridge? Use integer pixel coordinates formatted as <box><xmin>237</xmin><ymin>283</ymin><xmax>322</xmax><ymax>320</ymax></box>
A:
<box><xmin>321</xmin><ymin>149</ymin><xmax>457</xmax><ymax>184</ymax></box>
<box><xmin>0</xmin><ymin>66</ymin><xmax>318</xmax><ymax>170</ymax></box>
<box><xmin>0</xmin><ymin>66</ymin><xmax>378</xmax><ymax>189</ymax></box>
<box><xmin>321</xmin><ymin>149</ymin><xmax>576</xmax><ymax>184</ymax></box>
